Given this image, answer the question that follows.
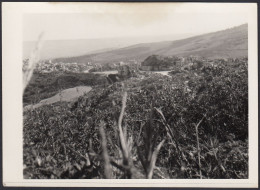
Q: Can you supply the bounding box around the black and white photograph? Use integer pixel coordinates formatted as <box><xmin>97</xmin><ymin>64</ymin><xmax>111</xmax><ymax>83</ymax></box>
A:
<box><xmin>2</xmin><ymin>2</ymin><xmax>258</xmax><ymax>187</ymax></box>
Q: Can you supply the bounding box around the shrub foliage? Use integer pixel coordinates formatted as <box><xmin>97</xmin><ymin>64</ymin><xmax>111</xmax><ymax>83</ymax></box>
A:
<box><xmin>23</xmin><ymin>59</ymin><xmax>248</xmax><ymax>179</ymax></box>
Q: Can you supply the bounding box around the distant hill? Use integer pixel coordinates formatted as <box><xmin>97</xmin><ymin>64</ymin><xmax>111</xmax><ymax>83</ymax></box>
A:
<box><xmin>54</xmin><ymin>24</ymin><xmax>247</xmax><ymax>64</ymax></box>
<box><xmin>23</xmin><ymin>39</ymin><xmax>124</xmax><ymax>60</ymax></box>
<box><xmin>23</xmin><ymin>33</ymin><xmax>194</xmax><ymax>60</ymax></box>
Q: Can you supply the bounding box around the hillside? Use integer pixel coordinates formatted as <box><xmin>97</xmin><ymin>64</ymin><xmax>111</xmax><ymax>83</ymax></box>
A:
<box><xmin>23</xmin><ymin>33</ymin><xmax>194</xmax><ymax>60</ymax></box>
<box><xmin>23</xmin><ymin>72</ymin><xmax>108</xmax><ymax>106</ymax></box>
<box><xmin>54</xmin><ymin>24</ymin><xmax>247</xmax><ymax>63</ymax></box>
<box><xmin>24</xmin><ymin>59</ymin><xmax>248</xmax><ymax>179</ymax></box>
<box><xmin>23</xmin><ymin>39</ymin><xmax>120</xmax><ymax>60</ymax></box>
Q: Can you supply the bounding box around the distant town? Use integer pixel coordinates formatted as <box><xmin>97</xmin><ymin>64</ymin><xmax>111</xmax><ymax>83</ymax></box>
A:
<box><xmin>23</xmin><ymin>55</ymin><xmax>247</xmax><ymax>74</ymax></box>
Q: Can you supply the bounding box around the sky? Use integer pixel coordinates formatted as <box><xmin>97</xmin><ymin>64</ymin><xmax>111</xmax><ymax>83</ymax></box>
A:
<box><xmin>23</xmin><ymin>3</ymin><xmax>249</xmax><ymax>41</ymax></box>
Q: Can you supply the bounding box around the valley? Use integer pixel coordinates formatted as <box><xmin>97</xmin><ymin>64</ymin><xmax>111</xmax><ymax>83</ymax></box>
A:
<box><xmin>23</xmin><ymin>24</ymin><xmax>249</xmax><ymax>179</ymax></box>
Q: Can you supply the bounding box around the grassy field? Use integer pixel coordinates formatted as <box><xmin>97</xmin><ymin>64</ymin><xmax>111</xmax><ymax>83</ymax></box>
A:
<box><xmin>23</xmin><ymin>58</ymin><xmax>248</xmax><ymax>179</ymax></box>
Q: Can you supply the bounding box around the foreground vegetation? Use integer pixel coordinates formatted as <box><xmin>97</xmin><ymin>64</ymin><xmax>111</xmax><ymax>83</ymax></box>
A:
<box><xmin>23</xmin><ymin>59</ymin><xmax>248</xmax><ymax>179</ymax></box>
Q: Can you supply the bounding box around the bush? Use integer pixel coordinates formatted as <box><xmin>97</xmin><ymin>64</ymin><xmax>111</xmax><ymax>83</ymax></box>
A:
<box><xmin>23</xmin><ymin>59</ymin><xmax>248</xmax><ymax>179</ymax></box>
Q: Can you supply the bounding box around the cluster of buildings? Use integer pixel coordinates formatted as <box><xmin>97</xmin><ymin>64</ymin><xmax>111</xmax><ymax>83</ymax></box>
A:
<box><xmin>22</xmin><ymin>55</ymin><xmax>247</xmax><ymax>74</ymax></box>
<box><xmin>23</xmin><ymin>59</ymin><xmax>93</xmax><ymax>73</ymax></box>
<box><xmin>23</xmin><ymin>58</ymin><xmax>141</xmax><ymax>74</ymax></box>
<box><xmin>140</xmin><ymin>55</ymin><xmax>248</xmax><ymax>71</ymax></box>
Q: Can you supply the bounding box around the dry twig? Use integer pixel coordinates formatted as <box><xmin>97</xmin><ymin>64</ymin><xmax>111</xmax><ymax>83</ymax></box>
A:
<box><xmin>23</xmin><ymin>32</ymin><xmax>44</xmax><ymax>92</ymax></box>
<box><xmin>195</xmin><ymin>116</ymin><xmax>205</xmax><ymax>179</ymax></box>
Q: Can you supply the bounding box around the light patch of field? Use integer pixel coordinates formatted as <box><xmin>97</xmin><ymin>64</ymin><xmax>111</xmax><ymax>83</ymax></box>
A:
<box><xmin>24</xmin><ymin>86</ymin><xmax>92</xmax><ymax>110</ymax></box>
<box><xmin>92</xmin><ymin>70</ymin><xmax>118</xmax><ymax>75</ymax></box>
<box><xmin>154</xmin><ymin>71</ymin><xmax>170</xmax><ymax>76</ymax></box>
<box><xmin>139</xmin><ymin>70</ymin><xmax>171</xmax><ymax>77</ymax></box>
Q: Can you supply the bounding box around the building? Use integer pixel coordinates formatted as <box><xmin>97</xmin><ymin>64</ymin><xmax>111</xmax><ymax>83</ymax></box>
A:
<box><xmin>140</xmin><ymin>55</ymin><xmax>177</xmax><ymax>71</ymax></box>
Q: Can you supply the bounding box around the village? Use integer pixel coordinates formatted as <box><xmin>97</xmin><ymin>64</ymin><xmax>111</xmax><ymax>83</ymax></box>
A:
<box><xmin>23</xmin><ymin>55</ymin><xmax>248</xmax><ymax>76</ymax></box>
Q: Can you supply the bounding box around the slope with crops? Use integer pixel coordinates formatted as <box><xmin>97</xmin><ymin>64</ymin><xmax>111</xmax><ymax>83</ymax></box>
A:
<box><xmin>23</xmin><ymin>57</ymin><xmax>248</xmax><ymax>179</ymax></box>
